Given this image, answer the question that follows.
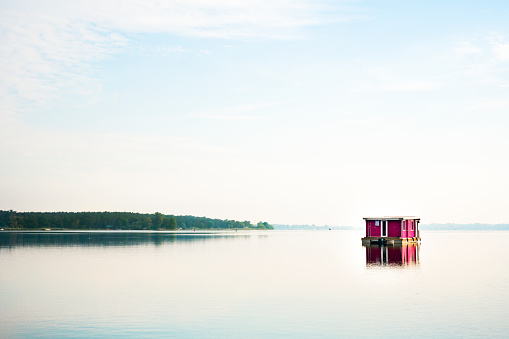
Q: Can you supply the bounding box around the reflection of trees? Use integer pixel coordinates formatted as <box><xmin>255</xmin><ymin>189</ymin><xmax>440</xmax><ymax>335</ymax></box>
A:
<box><xmin>0</xmin><ymin>232</ymin><xmax>178</xmax><ymax>248</ymax></box>
<box><xmin>0</xmin><ymin>232</ymin><xmax>251</xmax><ymax>249</ymax></box>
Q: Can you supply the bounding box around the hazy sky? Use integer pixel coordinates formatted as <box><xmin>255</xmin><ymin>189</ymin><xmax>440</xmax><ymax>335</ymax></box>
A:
<box><xmin>1</xmin><ymin>1</ymin><xmax>509</xmax><ymax>226</ymax></box>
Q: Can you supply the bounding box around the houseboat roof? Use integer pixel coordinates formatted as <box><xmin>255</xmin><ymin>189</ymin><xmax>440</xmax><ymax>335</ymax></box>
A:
<box><xmin>363</xmin><ymin>216</ymin><xmax>420</xmax><ymax>221</ymax></box>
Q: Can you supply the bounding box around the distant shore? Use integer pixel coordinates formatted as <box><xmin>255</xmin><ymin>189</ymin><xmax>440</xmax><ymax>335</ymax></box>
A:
<box><xmin>0</xmin><ymin>210</ymin><xmax>274</xmax><ymax>231</ymax></box>
<box><xmin>273</xmin><ymin>223</ymin><xmax>509</xmax><ymax>231</ymax></box>
<box><xmin>420</xmin><ymin>223</ymin><xmax>509</xmax><ymax>230</ymax></box>
<box><xmin>0</xmin><ymin>228</ymin><xmax>261</xmax><ymax>233</ymax></box>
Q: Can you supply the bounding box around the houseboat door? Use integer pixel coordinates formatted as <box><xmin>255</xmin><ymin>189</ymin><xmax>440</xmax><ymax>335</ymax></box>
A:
<box><xmin>381</xmin><ymin>220</ymin><xmax>387</xmax><ymax>237</ymax></box>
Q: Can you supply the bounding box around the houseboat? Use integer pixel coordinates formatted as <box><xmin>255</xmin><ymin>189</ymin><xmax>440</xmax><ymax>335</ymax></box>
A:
<box><xmin>361</xmin><ymin>216</ymin><xmax>420</xmax><ymax>245</ymax></box>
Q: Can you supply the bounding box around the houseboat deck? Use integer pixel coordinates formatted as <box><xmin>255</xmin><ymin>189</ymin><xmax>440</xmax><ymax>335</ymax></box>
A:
<box><xmin>361</xmin><ymin>236</ymin><xmax>420</xmax><ymax>245</ymax></box>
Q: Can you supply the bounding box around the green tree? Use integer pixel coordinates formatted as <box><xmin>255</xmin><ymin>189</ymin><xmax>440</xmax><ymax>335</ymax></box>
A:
<box><xmin>25</xmin><ymin>215</ymin><xmax>39</xmax><ymax>229</ymax></box>
<box><xmin>38</xmin><ymin>214</ymin><xmax>50</xmax><ymax>228</ymax></box>
<box><xmin>169</xmin><ymin>216</ymin><xmax>177</xmax><ymax>230</ymax></box>
<box><xmin>142</xmin><ymin>216</ymin><xmax>153</xmax><ymax>230</ymax></box>
<box><xmin>152</xmin><ymin>212</ymin><xmax>163</xmax><ymax>229</ymax></box>
<box><xmin>71</xmin><ymin>218</ymin><xmax>80</xmax><ymax>229</ymax></box>
<box><xmin>9</xmin><ymin>214</ymin><xmax>20</xmax><ymax>228</ymax></box>
<box><xmin>162</xmin><ymin>217</ymin><xmax>170</xmax><ymax>229</ymax></box>
<box><xmin>119</xmin><ymin>217</ymin><xmax>129</xmax><ymax>229</ymax></box>
<box><xmin>257</xmin><ymin>221</ymin><xmax>272</xmax><ymax>229</ymax></box>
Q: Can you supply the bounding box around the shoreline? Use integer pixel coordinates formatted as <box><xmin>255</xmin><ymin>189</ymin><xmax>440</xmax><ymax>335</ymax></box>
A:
<box><xmin>0</xmin><ymin>228</ymin><xmax>268</xmax><ymax>233</ymax></box>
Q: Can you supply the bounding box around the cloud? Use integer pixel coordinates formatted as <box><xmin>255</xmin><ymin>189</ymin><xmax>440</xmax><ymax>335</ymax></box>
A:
<box><xmin>453</xmin><ymin>41</ymin><xmax>482</xmax><ymax>57</ymax></box>
<box><xmin>467</xmin><ymin>97</ymin><xmax>509</xmax><ymax>111</ymax></box>
<box><xmin>0</xmin><ymin>8</ymin><xmax>127</xmax><ymax>114</ymax></box>
<box><xmin>3</xmin><ymin>0</ymin><xmax>337</xmax><ymax>39</ymax></box>
<box><xmin>492</xmin><ymin>41</ymin><xmax>509</xmax><ymax>61</ymax></box>
<box><xmin>0</xmin><ymin>0</ymin><xmax>347</xmax><ymax>116</ymax></box>
<box><xmin>198</xmin><ymin>114</ymin><xmax>260</xmax><ymax>121</ymax></box>
<box><xmin>444</xmin><ymin>35</ymin><xmax>509</xmax><ymax>88</ymax></box>
<box><xmin>382</xmin><ymin>80</ymin><xmax>441</xmax><ymax>91</ymax></box>
<box><xmin>369</xmin><ymin>35</ymin><xmax>509</xmax><ymax>94</ymax></box>
<box><xmin>191</xmin><ymin>101</ymin><xmax>286</xmax><ymax>121</ymax></box>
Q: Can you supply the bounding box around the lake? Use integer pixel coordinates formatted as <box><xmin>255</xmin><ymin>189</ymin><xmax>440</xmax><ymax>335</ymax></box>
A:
<box><xmin>1</xmin><ymin>230</ymin><xmax>508</xmax><ymax>338</ymax></box>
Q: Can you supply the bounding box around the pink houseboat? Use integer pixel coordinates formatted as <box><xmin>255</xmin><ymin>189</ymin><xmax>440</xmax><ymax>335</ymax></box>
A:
<box><xmin>361</xmin><ymin>216</ymin><xmax>420</xmax><ymax>245</ymax></box>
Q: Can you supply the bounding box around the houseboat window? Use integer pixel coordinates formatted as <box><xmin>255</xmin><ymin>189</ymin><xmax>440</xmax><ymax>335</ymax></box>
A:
<box><xmin>411</xmin><ymin>221</ymin><xmax>414</xmax><ymax>231</ymax></box>
<box><xmin>375</xmin><ymin>220</ymin><xmax>379</xmax><ymax>226</ymax></box>
<box><xmin>403</xmin><ymin>221</ymin><xmax>406</xmax><ymax>231</ymax></box>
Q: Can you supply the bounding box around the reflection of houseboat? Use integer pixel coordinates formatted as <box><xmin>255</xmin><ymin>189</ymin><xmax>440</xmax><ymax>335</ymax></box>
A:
<box><xmin>361</xmin><ymin>216</ymin><xmax>420</xmax><ymax>245</ymax></box>
<box><xmin>364</xmin><ymin>243</ymin><xmax>420</xmax><ymax>267</ymax></box>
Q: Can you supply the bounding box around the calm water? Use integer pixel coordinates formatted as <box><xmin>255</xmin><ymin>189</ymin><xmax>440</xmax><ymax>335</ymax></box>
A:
<box><xmin>1</xmin><ymin>230</ymin><xmax>508</xmax><ymax>338</ymax></box>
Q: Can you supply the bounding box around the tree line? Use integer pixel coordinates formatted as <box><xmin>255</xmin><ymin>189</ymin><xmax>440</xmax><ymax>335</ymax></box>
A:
<box><xmin>0</xmin><ymin>210</ymin><xmax>273</xmax><ymax>230</ymax></box>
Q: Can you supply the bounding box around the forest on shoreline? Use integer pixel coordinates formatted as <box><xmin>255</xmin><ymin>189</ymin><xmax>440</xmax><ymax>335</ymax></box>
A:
<box><xmin>0</xmin><ymin>210</ymin><xmax>273</xmax><ymax>230</ymax></box>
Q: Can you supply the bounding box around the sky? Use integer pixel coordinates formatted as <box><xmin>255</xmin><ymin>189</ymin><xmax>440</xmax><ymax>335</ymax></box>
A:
<box><xmin>1</xmin><ymin>0</ymin><xmax>509</xmax><ymax>227</ymax></box>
